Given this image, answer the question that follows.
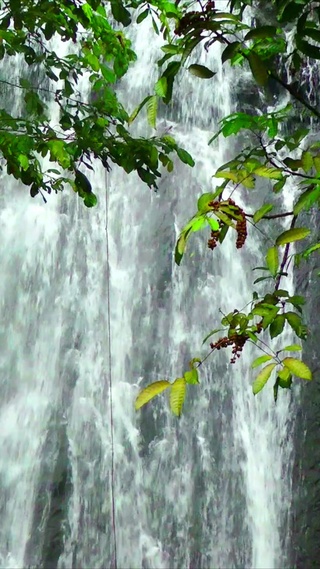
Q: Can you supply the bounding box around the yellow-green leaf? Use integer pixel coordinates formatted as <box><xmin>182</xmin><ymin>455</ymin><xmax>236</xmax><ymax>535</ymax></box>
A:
<box><xmin>252</xmin><ymin>363</ymin><xmax>277</xmax><ymax>395</ymax></box>
<box><xmin>253</xmin><ymin>166</ymin><xmax>282</xmax><ymax>179</ymax></box>
<box><xmin>135</xmin><ymin>380</ymin><xmax>171</xmax><ymax>410</ymax></box>
<box><xmin>301</xmin><ymin>151</ymin><xmax>313</xmax><ymax>173</ymax></box>
<box><xmin>155</xmin><ymin>76</ymin><xmax>167</xmax><ymax>97</ymax></box>
<box><xmin>282</xmin><ymin>357</ymin><xmax>312</xmax><ymax>380</ymax></box>
<box><xmin>147</xmin><ymin>95</ymin><xmax>157</xmax><ymax>129</ymax></box>
<box><xmin>276</xmin><ymin>227</ymin><xmax>311</xmax><ymax>246</ymax></box>
<box><xmin>184</xmin><ymin>368</ymin><xmax>199</xmax><ymax>384</ymax></box>
<box><xmin>189</xmin><ymin>357</ymin><xmax>201</xmax><ymax>368</ymax></box>
<box><xmin>266</xmin><ymin>246</ymin><xmax>279</xmax><ymax>277</ymax></box>
<box><xmin>251</xmin><ymin>354</ymin><xmax>273</xmax><ymax>369</ymax></box>
<box><xmin>170</xmin><ymin>378</ymin><xmax>186</xmax><ymax>416</ymax></box>
<box><xmin>293</xmin><ymin>186</ymin><xmax>320</xmax><ymax>215</ymax></box>
<box><xmin>313</xmin><ymin>156</ymin><xmax>320</xmax><ymax>172</ymax></box>
<box><xmin>253</xmin><ymin>203</ymin><xmax>273</xmax><ymax>223</ymax></box>
<box><xmin>280</xmin><ymin>344</ymin><xmax>302</xmax><ymax>352</ymax></box>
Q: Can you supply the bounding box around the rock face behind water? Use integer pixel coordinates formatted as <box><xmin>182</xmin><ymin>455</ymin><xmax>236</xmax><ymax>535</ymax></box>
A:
<box><xmin>292</xmin><ymin>213</ymin><xmax>320</xmax><ymax>568</ymax></box>
<box><xmin>24</xmin><ymin>421</ymin><xmax>72</xmax><ymax>569</ymax></box>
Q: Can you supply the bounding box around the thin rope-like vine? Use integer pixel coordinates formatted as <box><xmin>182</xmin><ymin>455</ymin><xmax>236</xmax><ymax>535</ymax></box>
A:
<box><xmin>105</xmin><ymin>186</ymin><xmax>118</xmax><ymax>569</ymax></box>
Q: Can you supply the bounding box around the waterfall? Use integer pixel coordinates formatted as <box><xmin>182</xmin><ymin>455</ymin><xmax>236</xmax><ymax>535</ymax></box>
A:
<box><xmin>0</xmin><ymin>10</ymin><xmax>297</xmax><ymax>569</ymax></box>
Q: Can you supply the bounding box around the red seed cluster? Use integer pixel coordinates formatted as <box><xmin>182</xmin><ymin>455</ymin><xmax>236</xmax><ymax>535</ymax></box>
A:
<box><xmin>209</xmin><ymin>321</ymin><xmax>264</xmax><ymax>364</ymax></box>
<box><xmin>236</xmin><ymin>212</ymin><xmax>247</xmax><ymax>249</ymax></box>
<box><xmin>208</xmin><ymin>229</ymin><xmax>220</xmax><ymax>249</ymax></box>
<box><xmin>210</xmin><ymin>334</ymin><xmax>248</xmax><ymax>364</ymax></box>
<box><xmin>205</xmin><ymin>1</ymin><xmax>216</xmax><ymax>10</ymax></box>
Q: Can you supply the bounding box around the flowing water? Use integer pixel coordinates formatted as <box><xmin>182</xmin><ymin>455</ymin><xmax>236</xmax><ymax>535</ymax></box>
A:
<box><xmin>0</xmin><ymin>12</ymin><xmax>297</xmax><ymax>569</ymax></box>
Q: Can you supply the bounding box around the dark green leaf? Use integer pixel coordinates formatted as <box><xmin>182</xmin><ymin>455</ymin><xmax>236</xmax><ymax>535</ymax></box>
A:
<box><xmin>247</xmin><ymin>51</ymin><xmax>269</xmax><ymax>86</ymax></box>
<box><xmin>136</xmin><ymin>8</ymin><xmax>149</xmax><ymax>23</ymax></box>
<box><xmin>285</xmin><ymin>311</ymin><xmax>302</xmax><ymax>336</ymax></box>
<box><xmin>188</xmin><ymin>64</ymin><xmax>216</xmax><ymax>79</ymax></box>
<box><xmin>221</xmin><ymin>41</ymin><xmax>241</xmax><ymax>63</ymax></box>
<box><xmin>111</xmin><ymin>0</ymin><xmax>131</xmax><ymax>26</ymax></box>
<box><xmin>244</xmin><ymin>26</ymin><xmax>277</xmax><ymax>41</ymax></box>
<box><xmin>270</xmin><ymin>314</ymin><xmax>285</xmax><ymax>339</ymax></box>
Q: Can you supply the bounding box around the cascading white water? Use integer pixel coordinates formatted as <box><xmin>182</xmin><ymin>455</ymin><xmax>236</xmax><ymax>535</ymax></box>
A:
<box><xmin>0</xmin><ymin>10</ymin><xmax>298</xmax><ymax>569</ymax></box>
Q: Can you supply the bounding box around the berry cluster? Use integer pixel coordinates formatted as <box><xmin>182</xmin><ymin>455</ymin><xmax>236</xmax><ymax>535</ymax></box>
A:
<box><xmin>236</xmin><ymin>212</ymin><xmax>247</xmax><ymax>249</ymax></box>
<box><xmin>175</xmin><ymin>12</ymin><xmax>202</xmax><ymax>35</ymax></box>
<box><xmin>208</xmin><ymin>229</ymin><xmax>220</xmax><ymax>249</ymax></box>
<box><xmin>209</xmin><ymin>320</ymin><xmax>264</xmax><ymax>364</ymax></box>
<box><xmin>205</xmin><ymin>1</ymin><xmax>216</xmax><ymax>10</ymax></box>
<box><xmin>210</xmin><ymin>334</ymin><xmax>248</xmax><ymax>364</ymax></box>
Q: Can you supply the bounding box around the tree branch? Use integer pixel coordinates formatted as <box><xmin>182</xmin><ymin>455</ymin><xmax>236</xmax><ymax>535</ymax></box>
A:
<box><xmin>274</xmin><ymin>215</ymin><xmax>297</xmax><ymax>290</ymax></box>
<box><xmin>245</xmin><ymin>211</ymin><xmax>294</xmax><ymax>220</ymax></box>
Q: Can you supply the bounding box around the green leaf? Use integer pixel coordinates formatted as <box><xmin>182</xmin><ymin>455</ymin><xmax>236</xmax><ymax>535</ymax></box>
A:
<box><xmin>147</xmin><ymin>95</ymin><xmax>157</xmax><ymax>129</ymax></box>
<box><xmin>17</xmin><ymin>154</ymin><xmax>29</xmax><ymax>170</ymax></box>
<box><xmin>277</xmin><ymin>366</ymin><xmax>293</xmax><ymax>389</ymax></box>
<box><xmin>252</xmin><ymin>363</ymin><xmax>277</xmax><ymax>395</ymax></box>
<box><xmin>253</xmin><ymin>203</ymin><xmax>273</xmax><ymax>223</ymax></box>
<box><xmin>221</xmin><ymin>41</ymin><xmax>241</xmax><ymax>63</ymax></box>
<box><xmin>251</xmin><ymin>355</ymin><xmax>273</xmax><ymax>369</ymax></box>
<box><xmin>189</xmin><ymin>358</ymin><xmax>201</xmax><ymax>368</ymax></box>
<box><xmin>293</xmin><ymin>186</ymin><xmax>320</xmax><ymax>215</ymax></box>
<box><xmin>302</xmin><ymin>242</ymin><xmax>320</xmax><ymax>259</ymax></box>
<box><xmin>276</xmin><ymin>227</ymin><xmax>311</xmax><ymax>246</ymax></box>
<box><xmin>273</xmin><ymin>380</ymin><xmax>279</xmax><ymax>403</ymax></box>
<box><xmin>206</xmin><ymin>217</ymin><xmax>220</xmax><ymax>231</ymax></box>
<box><xmin>247</xmin><ymin>51</ymin><xmax>269</xmax><ymax>86</ymax></box>
<box><xmin>253</xmin><ymin>276</ymin><xmax>274</xmax><ymax>284</ymax></box>
<box><xmin>269</xmin><ymin>314</ymin><xmax>285</xmax><ymax>339</ymax></box>
<box><xmin>170</xmin><ymin>378</ymin><xmax>186</xmax><ymax>416</ymax></box>
<box><xmin>288</xmin><ymin>295</ymin><xmax>305</xmax><ymax>307</ymax></box>
<box><xmin>135</xmin><ymin>380</ymin><xmax>171</xmax><ymax>410</ymax></box>
<box><xmin>176</xmin><ymin>147</ymin><xmax>195</xmax><ymax>167</ymax></box>
<box><xmin>75</xmin><ymin>170</ymin><xmax>92</xmax><ymax>195</ymax></box>
<box><xmin>188</xmin><ymin>64</ymin><xmax>216</xmax><ymax>79</ymax></box>
<box><xmin>280</xmin><ymin>344</ymin><xmax>302</xmax><ymax>352</ymax></box>
<box><xmin>184</xmin><ymin>369</ymin><xmax>199</xmax><ymax>385</ymax></box>
<box><xmin>285</xmin><ymin>311</ymin><xmax>302</xmax><ymax>336</ymax></box>
<box><xmin>202</xmin><ymin>328</ymin><xmax>223</xmax><ymax>344</ymax></box>
<box><xmin>190</xmin><ymin>216</ymin><xmax>207</xmax><ymax>231</ymax></box>
<box><xmin>244</xmin><ymin>26</ymin><xmax>277</xmax><ymax>41</ymax></box>
<box><xmin>273</xmin><ymin>177</ymin><xmax>287</xmax><ymax>193</ymax></box>
<box><xmin>155</xmin><ymin>77</ymin><xmax>167</xmax><ymax>97</ymax></box>
<box><xmin>254</xmin><ymin>166</ymin><xmax>282</xmax><ymax>179</ymax></box>
<box><xmin>136</xmin><ymin>8</ymin><xmax>149</xmax><ymax>23</ymax></box>
<box><xmin>218</xmin><ymin>223</ymin><xmax>229</xmax><ymax>243</ymax></box>
<box><xmin>197</xmin><ymin>192</ymin><xmax>216</xmax><ymax>213</ymax></box>
<box><xmin>282</xmin><ymin>358</ymin><xmax>312</xmax><ymax>380</ymax></box>
<box><xmin>301</xmin><ymin>151</ymin><xmax>313</xmax><ymax>173</ymax></box>
<box><xmin>266</xmin><ymin>246</ymin><xmax>279</xmax><ymax>277</ymax></box>
<box><xmin>128</xmin><ymin>95</ymin><xmax>152</xmax><ymax>125</ymax></box>
<box><xmin>175</xmin><ymin>228</ymin><xmax>191</xmax><ymax>265</ymax></box>
<box><xmin>280</xmin><ymin>1</ymin><xmax>305</xmax><ymax>23</ymax></box>
<box><xmin>83</xmin><ymin>192</ymin><xmax>98</xmax><ymax>207</ymax></box>
<box><xmin>111</xmin><ymin>0</ymin><xmax>131</xmax><ymax>26</ymax></box>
